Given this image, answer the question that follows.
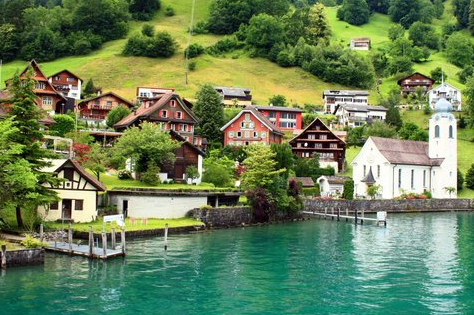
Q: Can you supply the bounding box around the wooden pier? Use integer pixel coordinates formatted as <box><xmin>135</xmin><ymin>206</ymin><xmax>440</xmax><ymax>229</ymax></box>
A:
<box><xmin>302</xmin><ymin>208</ymin><xmax>387</xmax><ymax>227</ymax></box>
<box><xmin>44</xmin><ymin>224</ymin><xmax>126</xmax><ymax>260</ymax></box>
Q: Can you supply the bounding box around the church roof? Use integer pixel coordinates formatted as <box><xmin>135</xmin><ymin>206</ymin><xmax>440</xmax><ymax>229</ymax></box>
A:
<box><xmin>361</xmin><ymin>168</ymin><xmax>376</xmax><ymax>184</ymax></box>
<box><xmin>370</xmin><ymin>137</ymin><xmax>444</xmax><ymax>166</ymax></box>
<box><xmin>434</xmin><ymin>98</ymin><xmax>453</xmax><ymax>113</ymax></box>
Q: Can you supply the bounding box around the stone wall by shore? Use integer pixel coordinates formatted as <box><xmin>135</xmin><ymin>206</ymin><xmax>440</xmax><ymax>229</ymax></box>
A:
<box><xmin>1</xmin><ymin>249</ymin><xmax>45</xmax><ymax>268</ymax></box>
<box><xmin>304</xmin><ymin>198</ymin><xmax>474</xmax><ymax>213</ymax></box>
<box><xmin>192</xmin><ymin>207</ymin><xmax>253</xmax><ymax>228</ymax></box>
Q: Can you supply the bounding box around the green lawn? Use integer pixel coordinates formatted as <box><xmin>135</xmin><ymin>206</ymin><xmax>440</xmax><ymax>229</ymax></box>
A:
<box><xmin>342</xmin><ymin>146</ymin><xmax>361</xmax><ymax>177</ymax></box>
<box><xmin>47</xmin><ymin>217</ymin><xmax>203</xmax><ymax>233</ymax></box>
<box><xmin>0</xmin><ymin>239</ymin><xmax>21</xmax><ymax>250</ymax></box>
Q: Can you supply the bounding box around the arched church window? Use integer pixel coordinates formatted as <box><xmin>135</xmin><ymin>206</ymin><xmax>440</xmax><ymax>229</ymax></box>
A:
<box><xmin>435</xmin><ymin>125</ymin><xmax>440</xmax><ymax>138</ymax></box>
<box><xmin>449</xmin><ymin>125</ymin><xmax>453</xmax><ymax>138</ymax></box>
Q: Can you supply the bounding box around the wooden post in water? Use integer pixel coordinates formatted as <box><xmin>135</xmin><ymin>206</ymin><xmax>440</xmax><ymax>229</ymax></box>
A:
<box><xmin>111</xmin><ymin>228</ymin><xmax>116</xmax><ymax>250</ymax></box>
<box><xmin>68</xmin><ymin>223</ymin><xmax>73</xmax><ymax>253</ymax></box>
<box><xmin>337</xmin><ymin>208</ymin><xmax>340</xmax><ymax>221</ymax></box>
<box><xmin>164</xmin><ymin>223</ymin><xmax>169</xmax><ymax>250</ymax></box>
<box><xmin>324</xmin><ymin>208</ymin><xmax>327</xmax><ymax>220</ymax></box>
<box><xmin>101</xmin><ymin>232</ymin><xmax>107</xmax><ymax>258</ymax></box>
<box><xmin>54</xmin><ymin>230</ymin><xmax>57</xmax><ymax>248</ymax></box>
<box><xmin>120</xmin><ymin>228</ymin><xmax>126</xmax><ymax>256</ymax></box>
<box><xmin>361</xmin><ymin>209</ymin><xmax>365</xmax><ymax>225</ymax></box>
<box><xmin>39</xmin><ymin>224</ymin><xmax>44</xmax><ymax>243</ymax></box>
<box><xmin>354</xmin><ymin>209</ymin><xmax>358</xmax><ymax>225</ymax></box>
<box><xmin>88</xmin><ymin>226</ymin><xmax>93</xmax><ymax>258</ymax></box>
<box><xmin>1</xmin><ymin>245</ymin><xmax>6</xmax><ymax>269</ymax></box>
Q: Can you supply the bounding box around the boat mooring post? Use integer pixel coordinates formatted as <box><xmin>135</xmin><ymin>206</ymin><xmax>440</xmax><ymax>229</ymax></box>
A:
<box><xmin>164</xmin><ymin>223</ymin><xmax>169</xmax><ymax>250</ymax></box>
<box><xmin>39</xmin><ymin>224</ymin><xmax>44</xmax><ymax>243</ymax></box>
<box><xmin>337</xmin><ymin>208</ymin><xmax>340</xmax><ymax>221</ymax></box>
<box><xmin>111</xmin><ymin>228</ymin><xmax>116</xmax><ymax>249</ymax></box>
<box><xmin>354</xmin><ymin>209</ymin><xmax>358</xmax><ymax>225</ymax></box>
<box><xmin>1</xmin><ymin>245</ymin><xmax>6</xmax><ymax>269</ymax></box>
<box><xmin>120</xmin><ymin>228</ymin><xmax>126</xmax><ymax>256</ymax></box>
<box><xmin>102</xmin><ymin>232</ymin><xmax>107</xmax><ymax>258</ymax></box>
<box><xmin>68</xmin><ymin>223</ymin><xmax>73</xmax><ymax>253</ymax></box>
<box><xmin>88</xmin><ymin>226</ymin><xmax>93</xmax><ymax>258</ymax></box>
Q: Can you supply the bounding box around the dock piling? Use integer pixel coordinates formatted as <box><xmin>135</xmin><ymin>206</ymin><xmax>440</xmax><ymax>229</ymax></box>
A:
<box><xmin>164</xmin><ymin>223</ymin><xmax>169</xmax><ymax>250</ymax></box>
<box><xmin>1</xmin><ymin>245</ymin><xmax>6</xmax><ymax>269</ymax></box>
<box><xmin>68</xmin><ymin>223</ymin><xmax>73</xmax><ymax>253</ymax></box>
<box><xmin>121</xmin><ymin>228</ymin><xmax>126</xmax><ymax>255</ymax></box>
<box><xmin>101</xmin><ymin>232</ymin><xmax>107</xmax><ymax>257</ymax></box>
<box><xmin>88</xmin><ymin>226</ymin><xmax>93</xmax><ymax>258</ymax></box>
<box><xmin>111</xmin><ymin>228</ymin><xmax>116</xmax><ymax>249</ymax></box>
<box><xmin>39</xmin><ymin>224</ymin><xmax>44</xmax><ymax>243</ymax></box>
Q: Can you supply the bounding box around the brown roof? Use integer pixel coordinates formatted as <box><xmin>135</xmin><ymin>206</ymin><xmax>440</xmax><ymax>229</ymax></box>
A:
<box><xmin>397</xmin><ymin>72</ymin><xmax>435</xmax><ymax>85</ymax></box>
<box><xmin>48</xmin><ymin>69</ymin><xmax>84</xmax><ymax>83</ymax></box>
<box><xmin>319</xmin><ymin>176</ymin><xmax>351</xmax><ymax>185</ymax></box>
<box><xmin>55</xmin><ymin>159</ymin><xmax>106</xmax><ymax>191</ymax></box>
<box><xmin>114</xmin><ymin>93</ymin><xmax>198</xmax><ymax>129</ymax></box>
<box><xmin>291</xmin><ymin>177</ymin><xmax>315</xmax><ymax>187</ymax></box>
<box><xmin>220</xmin><ymin>106</ymin><xmax>284</xmax><ymax>135</ymax></box>
<box><xmin>79</xmin><ymin>91</ymin><xmax>134</xmax><ymax>108</ymax></box>
<box><xmin>289</xmin><ymin>117</ymin><xmax>345</xmax><ymax>144</ymax></box>
<box><xmin>371</xmin><ymin>137</ymin><xmax>443</xmax><ymax>166</ymax></box>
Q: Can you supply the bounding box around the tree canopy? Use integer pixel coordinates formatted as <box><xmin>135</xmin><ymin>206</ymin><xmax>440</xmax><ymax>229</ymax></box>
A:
<box><xmin>194</xmin><ymin>84</ymin><xmax>225</xmax><ymax>144</ymax></box>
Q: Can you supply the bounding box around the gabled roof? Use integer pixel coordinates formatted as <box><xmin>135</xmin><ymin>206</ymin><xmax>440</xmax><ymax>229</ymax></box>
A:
<box><xmin>289</xmin><ymin>117</ymin><xmax>345</xmax><ymax>144</ymax></box>
<box><xmin>79</xmin><ymin>91</ymin><xmax>134</xmax><ymax>108</ymax></box>
<box><xmin>334</xmin><ymin>104</ymin><xmax>388</xmax><ymax>114</ymax></box>
<box><xmin>431</xmin><ymin>82</ymin><xmax>460</xmax><ymax>93</ymax></box>
<box><xmin>254</xmin><ymin>105</ymin><xmax>303</xmax><ymax>113</ymax></box>
<box><xmin>397</xmin><ymin>72</ymin><xmax>435</xmax><ymax>85</ymax></box>
<box><xmin>48</xmin><ymin>69</ymin><xmax>84</xmax><ymax>83</ymax></box>
<box><xmin>317</xmin><ymin>175</ymin><xmax>351</xmax><ymax>185</ymax></box>
<box><xmin>361</xmin><ymin>168</ymin><xmax>376</xmax><ymax>184</ymax></box>
<box><xmin>215</xmin><ymin>86</ymin><xmax>251</xmax><ymax>98</ymax></box>
<box><xmin>290</xmin><ymin>177</ymin><xmax>315</xmax><ymax>187</ymax></box>
<box><xmin>323</xmin><ymin>90</ymin><xmax>370</xmax><ymax>97</ymax></box>
<box><xmin>45</xmin><ymin>159</ymin><xmax>106</xmax><ymax>191</ymax></box>
<box><xmin>169</xmin><ymin>130</ymin><xmax>205</xmax><ymax>156</ymax></box>
<box><xmin>351</xmin><ymin>37</ymin><xmax>371</xmax><ymax>43</ymax></box>
<box><xmin>113</xmin><ymin>93</ymin><xmax>198</xmax><ymax>129</ymax></box>
<box><xmin>220</xmin><ymin>106</ymin><xmax>284</xmax><ymax>135</ymax></box>
<box><xmin>370</xmin><ymin>137</ymin><xmax>443</xmax><ymax>166</ymax></box>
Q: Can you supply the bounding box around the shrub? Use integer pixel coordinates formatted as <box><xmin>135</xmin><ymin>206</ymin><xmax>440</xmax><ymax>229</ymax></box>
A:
<box><xmin>193</xmin><ymin>21</ymin><xmax>209</xmax><ymax>34</ymax></box>
<box><xmin>186</xmin><ymin>165</ymin><xmax>200</xmax><ymax>183</ymax></box>
<box><xmin>141</xmin><ymin>24</ymin><xmax>155</xmax><ymax>37</ymax></box>
<box><xmin>21</xmin><ymin>234</ymin><xmax>47</xmax><ymax>249</ymax></box>
<box><xmin>165</xmin><ymin>6</ymin><xmax>175</xmax><ymax>16</ymax></box>
<box><xmin>117</xmin><ymin>169</ymin><xmax>132</xmax><ymax>180</ymax></box>
<box><xmin>184</xmin><ymin>43</ymin><xmax>205</xmax><ymax>58</ymax></box>
<box><xmin>246</xmin><ymin>187</ymin><xmax>273</xmax><ymax>222</ymax></box>
<box><xmin>458</xmin><ymin>168</ymin><xmax>465</xmax><ymax>191</ymax></box>
<box><xmin>206</xmin><ymin>36</ymin><xmax>242</xmax><ymax>56</ymax></box>
<box><xmin>188</xmin><ymin>60</ymin><xmax>197</xmax><ymax>71</ymax></box>
<box><xmin>50</xmin><ymin>114</ymin><xmax>75</xmax><ymax>137</ymax></box>
<box><xmin>302</xmin><ymin>187</ymin><xmax>320</xmax><ymax>197</ymax></box>
<box><xmin>343</xmin><ymin>180</ymin><xmax>354</xmax><ymax>200</ymax></box>
<box><xmin>466</xmin><ymin>164</ymin><xmax>474</xmax><ymax>190</ymax></box>
<box><xmin>122</xmin><ymin>31</ymin><xmax>177</xmax><ymax>58</ymax></box>
<box><xmin>202</xmin><ymin>164</ymin><xmax>233</xmax><ymax>187</ymax></box>
<box><xmin>140</xmin><ymin>164</ymin><xmax>161</xmax><ymax>185</ymax></box>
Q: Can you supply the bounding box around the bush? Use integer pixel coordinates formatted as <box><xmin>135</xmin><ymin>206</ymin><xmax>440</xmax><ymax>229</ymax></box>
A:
<box><xmin>21</xmin><ymin>234</ymin><xmax>47</xmax><ymax>249</ymax></box>
<box><xmin>117</xmin><ymin>169</ymin><xmax>132</xmax><ymax>180</ymax></box>
<box><xmin>202</xmin><ymin>164</ymin><xmax>233</xmax><ymax>187</ymax></box>
<box><xmin>122</xmin><ymin>31</ymin><xmax>177</xmax><ymax>58</ymax></box>
<box><xmin>206</xmin><ymin>36</ymin><xmax>242</xmax><ymax>56</ymax></box>
<box><xmin>50</xmin><ymin>114</ymin><xmax>75</xmax><ymax>137</ymax></box>
<box><xmin>140</xmin><ymin>164</ymin><xmax>161</xmax><ymax>185</ymax></box>
<box><xmin>184</xmin><ymin>43</ymin><xmax>205</xmax><ymax>58</ymax></box>
<box><xmin>193</xmin><ymin>21</ymin><xmax>209</xmax><ymax>34</ymax></box>
<box><xmin>466</xmin><ymin>164</ymin><xmax>474</xmax><ymax>190</ymax></box>
<box><xmin>276</xmin><ymin>50</ymin><xmax>296</xmax><ymax>67</ymax></box>
<box><xmin>458</xmin><ymin>168</ymin><xmax>464</xmax><ymax>191</ymax></box>
<box><xmin>343</xmin><ymin>180</ymin><xmax>354</xmax><ymax>200</ymax></box>
<box><xmin>302</xmin><ymin>187</ymin><xmax>320</xmax><ymax>197</ymax></box>
<box><xmin>142</xmin><ymin>24</ymin><xmax>155</xmax><ymax>37</ymax></box>
<box><xmin>188</xmin><ymin>60</ymin><xmax>197</xmax><ymax>71</ymax></box>
<box><xmin>165</xmin><ymin>6</ymin><xmax>175</xmax><ymax>16</ymax></box>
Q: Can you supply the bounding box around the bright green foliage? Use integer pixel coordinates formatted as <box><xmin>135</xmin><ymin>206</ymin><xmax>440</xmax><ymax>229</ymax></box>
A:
<box><xmin>246</xmin><ymin>13</ymin><xmax>284</xmax><ymax>53</ymax></box>
<box><xmin>453</xmin><ymin>0</ymin><xmax>470</xmax><ymax>28</ymax></box>
<box><xmin>363</xmin><ymin>121</ymin><xmax>398</xmax><ymax>139</ymax></box>
<box><xmin>82</xmin><ymin>144</ymin><xmax>108</xmax><ymax>180</ymax></box>
<box><xmin>194</xmin><ymin>84</ymin><xmax>225</xmax><ymax>144</ymax></box>
<box><xmin>241</xmin><ymin>144</ymin><xmax>284</xmax><ymax>190</ymax></box>
<box><xmin>129</xmin><ymin>0</ymin><xmax>161</xmax><ymax>21</ymax></box>
<box><xmin>306</xmin><ymin>3</ymin><xmax>331</xmax><ymax>45</ymax></box>
<box><xmin>388</xmin><ymin>0</ymin><xmax>423</xmax><ymax>28</ymax></box>
<box><xmin>270</xmin><ymin>143</ymin><xmax>294</xmax><ymax>178</ymax></box>
<box><xmin>408</xmin><ymin>22</ymin><xmax>439</xmax><ymax>50</ymax></box>
<box><xmin>465</xmin><ymin>164</ymin><xmax>474</xmax><ymax>189</ymax></box>
<box><xmin>398</xmin><ymin>122</ymin><xmax>428</xmax><ymax>141</ymax></box>
<box><xmin>123</xmin><ymin>31</ymin><xmax>177</xmax><ymax>58</ymax></box>
<box><xmin>268</xmin><ymin>94</ymin><xmax>288</xmax><ymax>107</ymax></box>
<box><xmin>337</xmin><ymin>0</ymin><xmax>370</xmax><ymax>26</ymax></box>
<box><xmin>463</xmin><ymin>76</ymin><xmax>474</xmax><ymax>126</ymax></box>
<box><xmin>186</xmin><ymin>165</ymin><xmax>200</xmax><ymax>184</ymax></box>
<box><xmin>106</xmin><ymin>105</ymin><xmax>131</xmax><ymax>128</ymax></box>
<box><xmin>347</xmin><ymin>126</ymin><xmax>365</xmax><ymax>146</ymax></box>
<box><xmin>202</xmin><ymin>150</ymin><xmax>234</xmax><ymax>187</ymax></box>
<box><xmin>114</xmin><ymin>121</ymin><xmax>181</xmax><ymax>176</ymax></box>
<box><xmin>430</xmin><ymin>67</ymin><xmax>446</xmax><ymax>84</ymax></box>
<box><xmin>50</xmin><ymin>114</ymin><xmax>75</xmax><ymax>137</ymax></box>
<box><xmin>21</xmin><ymin>234</ymin><xmax>48</xmax><ymax>248</ymax></box>
<box><xmin>140</xmin><ymin>162</ymin><xmax>161</xmax><ymax>185</ymax></box>
<box><xmin>367</xmin><ymin>184</ymin><xmax>381</xmax><ymax>199</ymax></box>
<box><xmin>458</xmin><ymin>168</ymin><xmax>465</xmax><ymax>190</ymax></box>
<box><xmin>343</xmin><ymin>180</ymin><xmax>354</xmax><ymax>200</ymax></box>
<box><xmin>388</xmin><ymin>24</ymin><xmax>405</xmax><ymax>41</ymax></box>
<box><xmin>446</xmin><ymin>33</ymin><xmax>474</xmax><ymax>67</ymax></box>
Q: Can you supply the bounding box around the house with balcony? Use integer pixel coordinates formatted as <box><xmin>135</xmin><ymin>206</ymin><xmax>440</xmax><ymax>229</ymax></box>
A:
<box><xmin>398</xmin><ymin>72</ymin><xmax>435</xmax><ymax>96</ymax></box>
<box><xmin>78</xmin><ymin>92</ymin><xmax>134</xmax><ymax>126</ymax></box>
<box><xmin>114</xmin><ymin>92</ymin><xmax>199</xmax><ymax>143</ymax></box>
<box><xmin>350</xmin><ymin>38</ymin><xmax>371</xmax><ymax>51</ymax></box>
<box><xmin>289</xmin><ymin>118</ymin><xmax>346</xmax><ymax>172</ymax></box>
<box><xmin>48</xmin><ymin>70</ymin><xmax>83</xmax><ymax>100</ymax></box>
<box><xmin>333</xmin><ymin>104</ymin><xmax>388</xmax><ymax>128</ymax></box>
<box><xmin>254</xmin><ymin>105</ymin><xmax>303</xmax><ymax>131</ymax></box>
<box><xmin>323</xmin><ymin>90</ymin><xmax>369</xmax><ymax>114</ymax></box>
<box><xmin>220</xmin><ymin>106</ymin><xmax>284</xmax><ymax>146</ymax></box>
<box><xmin>215</xmin><ymin>86</ymin><xmax>252</xmax><ymax>107</ymax></box>
<box><xmin>428</xmin><ymin>82</ymin><xmax>461</xmax><ymax>111</ymax></box>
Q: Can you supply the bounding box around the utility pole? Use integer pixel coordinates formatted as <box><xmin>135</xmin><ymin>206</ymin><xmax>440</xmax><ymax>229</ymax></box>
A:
<box><xmin>184</xmin><ymin>0</ymin><xmax>197</xmax><ymax>89</ymax></box>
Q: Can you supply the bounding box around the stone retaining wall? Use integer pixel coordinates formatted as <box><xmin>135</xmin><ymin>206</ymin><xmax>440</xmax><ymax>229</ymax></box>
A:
<box><xmin>304</xmin><ymin>198</ymin><xmax>474</xmax><ymax>213</ymax></box>
<box><xmin>1</xmin><ymin>249</ymin><xmax>44</xmax><ymax>268</ymax></box>
<box><xmin>192</xmin><ymin>207</ymin><xmax>253</xmax><ymax>228</ymax></box>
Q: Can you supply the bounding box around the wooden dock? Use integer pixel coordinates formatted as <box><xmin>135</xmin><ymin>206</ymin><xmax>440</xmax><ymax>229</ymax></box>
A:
<box><xmin>44</xmin><ymin>224</ymin><xmax>126</xmax><ymax>260</ymax></box>
<box><xmin>302</xmin><ymin>208</ymin><xmax>387</xmax><ymax>227</ymax></box>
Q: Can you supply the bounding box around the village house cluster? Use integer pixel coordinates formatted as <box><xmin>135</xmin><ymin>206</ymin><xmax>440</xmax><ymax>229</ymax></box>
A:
<box><xmin>0</xmin><ymin>61</ymin><xmax>460</xmax><ymax>222</ymax></box>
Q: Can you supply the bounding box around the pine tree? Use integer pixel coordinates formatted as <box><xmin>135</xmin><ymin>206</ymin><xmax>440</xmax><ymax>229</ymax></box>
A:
<box><xmin>194</xmin><ymin>84</ymin><xmax>225</xmax><ymax>144</ymax></box>
<box><xmin>469</xmin><ymin>0</ymin><xmax>474</xmax><ymax>34</ymax></box>
<box><xmin>6</xmin><ymin>73</ymin><xmax>61</xmax><ymax>228</ymax></box>
<box><xmin>305</xmin><ymin>3</ymin><xmax>331</xmax><ymax>45</ymax></box>
<box><xmin>83</xmin><ymin>79</ymin><xmax>96</xmax><ymax>98</ymax></box>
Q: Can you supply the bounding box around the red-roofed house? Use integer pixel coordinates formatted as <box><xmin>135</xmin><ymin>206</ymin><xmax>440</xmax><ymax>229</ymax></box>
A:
<box><xmin>48</xmin><ymin>70</ymin><xmax>83</xmax><ymax>100</ymax></box>
<box><xmin>254</xmin><ymin>105</ymin><xmax>303</xmax><ymax>131</ymax></box>
<box><xmin>78</xmin><ymin>92</ymin><xmax>134</xmax><ymax>125</ymax></box>
<box><xmin>220</xmin><ymin>106</ymin><xmax>284</xmax><ymax>146</ymax></box>
<box><xmin>114</xmin><ymin>93</ymin><xmax>199</xmax><ymax>143</ymax></box>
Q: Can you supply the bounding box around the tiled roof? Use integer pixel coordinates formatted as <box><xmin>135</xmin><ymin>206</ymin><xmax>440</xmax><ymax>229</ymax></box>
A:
<box><xmin>79</xmin><ymin>91</ymin><xmax>134</xmax><ymax>107</ymax></box>
<box><xmin>220</xmin><ymin>106</ymin><xmax>284</xmax><ymax>135</ymax></box>
<box><xmin>44</xmin><ymin>159</ymin><xmax>106</xmax><ymax>191</ymax></box>
<box><xmin>397</xmin><ymin>72</ymin><xmax>435</xmax><ymax>85</ymax></box>
<box><xmin>215</xmin><ymin>86</ymin><xmax>251</xmax><ymax>98</ymax></box>
<box><xmin>336</xmin><ymin>104</ymin><xmax>388</xmax><ymax>113</ymax></box>
<box><xmin>290</xmin><ymin>177</ymin><xmax>315</xmax><ymax>187</ymax></box>
<box><xmin>254</xmin><ymin>105</ymin><xmax>303</xmax><ymax>113</ymax></box>
<box><xmin>318</xmin><ymin>176</ymin><xmax>351</xmax><ymax>185</ymax></box>
<box><xmin>371</xmin><ymin>137</ymin><xmax>443</xmax><ymax>166</ymax></box>
<box><xmin>48</xmin><ymin>69</ymin><xmax>84</xmax><ymax>83</ymax></box>
<box><xmin>323</xmin><ymin>90</ymin><xmax>370</xmax><ymax>96</ymax></box>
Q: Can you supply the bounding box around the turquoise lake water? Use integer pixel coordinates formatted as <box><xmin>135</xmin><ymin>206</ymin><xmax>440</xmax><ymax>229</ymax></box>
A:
<box><xmin>1</xmin><ymin>212</ymin><xmax>474</xmax><ymax>315</ymax></box>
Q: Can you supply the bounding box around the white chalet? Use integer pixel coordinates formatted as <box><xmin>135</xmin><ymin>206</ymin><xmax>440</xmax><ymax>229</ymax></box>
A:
<box><xmin>333</xmin><ymin>104</ymin><xmax>387</xmax><ymax>128</ymax></box>
<box><xmin>323</xmin><ymin>90</ymin><xmax>369</xmax><ymax>114</ymax></box>
<box><xmin>38</xmin><ymin>159</ymin><xmax>106</xmax><ymax>223</ymax></box>
<box><xmin>352</xmin><ymin>98</ymin><xmax>457</xmax><ymax>199</ymax></box>
<box><xmin>428</xmin><ymin>82</ymin><xmax>461</xmax><ymax>111</ymax></box>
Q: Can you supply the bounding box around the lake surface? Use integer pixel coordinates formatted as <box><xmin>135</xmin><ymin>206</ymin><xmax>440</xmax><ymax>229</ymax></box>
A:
<box><xmin>1</xmin><ymin>212</ymin><xmax>474</xmax><ymax>315</ymax></box>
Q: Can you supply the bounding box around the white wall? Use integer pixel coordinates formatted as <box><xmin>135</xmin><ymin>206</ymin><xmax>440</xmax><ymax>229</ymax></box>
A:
<box><xmin>38</xmin><ymin>190</ymin><xmax>98</xmax><ymax>223</ymax></box>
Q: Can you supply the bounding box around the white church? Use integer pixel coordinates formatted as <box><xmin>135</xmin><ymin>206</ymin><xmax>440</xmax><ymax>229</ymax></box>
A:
<box><xmin>351</xmin><ymin>97</ymin><xmax>457</xmax><ymax>199</ymax></box>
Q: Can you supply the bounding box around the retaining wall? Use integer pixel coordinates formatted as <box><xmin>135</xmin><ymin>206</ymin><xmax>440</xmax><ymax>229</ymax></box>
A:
<box><xmin>192</xmin><ymin>207</ymin><xmax>253</xmax><ymax>227</ymax></box>
<box><xmin>304</xmin><ymin>198</ymin><xmax>474</xmax><ymax>213</ymax></box>
<box><xmin>1</xmin><ymin>249</ymin><xmax>45</xmax><ymax>268</ymax></box>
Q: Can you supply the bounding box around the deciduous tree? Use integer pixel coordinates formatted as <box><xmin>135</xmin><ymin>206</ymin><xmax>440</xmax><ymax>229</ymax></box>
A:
<box><xmin>106</xmin><ymin>105</ymin><xmax>131</xmax><ymax>128</ymax></box>
<box><xmin>337</xmin><ymin>0</ymin><xmax>370</xmax><ymax>26</ymax></box>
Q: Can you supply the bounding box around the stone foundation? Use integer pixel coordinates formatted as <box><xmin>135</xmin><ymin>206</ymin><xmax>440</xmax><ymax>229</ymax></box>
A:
<box><xmin>192</xmin><ymin>207</ymin><xmax>253</xmax><ymax>228</ymax></box>
<box><xmin>1</xmin><ymin>249</ymin><xmax>45</xmax><ymax>268</ymax></box>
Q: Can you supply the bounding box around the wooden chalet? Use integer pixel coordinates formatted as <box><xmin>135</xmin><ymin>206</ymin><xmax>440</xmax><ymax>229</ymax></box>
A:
<box><xmin>215</xmin><ymin>86</ymin><xmax>252</xmax><ymax>107</ymax></box>
<box><xmin>78</xmin><ymin>92</ymin><xmax>134</xmax><ymax>124</ymax></box>
<box><xmin>289</xmin><ymin>118</ymin><xmax>346</xmax><ymax>172</ymax></box>
<box><xmin>397</xmin><ymin>72</ymin><xmax>435</xmax><ymax>96</ymax></box>
<box><xmin>114</xmin><ymin>93</ymin><xmax>199</xmax><ymax>143</ymax></box>
<box><xmin>48</xmin><ymin>70</ymin><xmax>83</xmax><ymax>100</ymax></box>
<box><xmin>220</xmin><ymin>106</ymin><xmax>284</xmax><ymax>146</ymax></box>
<box><xmin>3</xmin><ymin>60</ymin><xmax>67</xmax><ymax>115</ymax></box>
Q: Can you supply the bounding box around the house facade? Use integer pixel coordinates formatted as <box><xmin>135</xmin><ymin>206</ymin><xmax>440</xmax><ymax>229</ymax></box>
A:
<box><xmin>350</xmin><ymin>38</ymin><xmax>371</xmax><ymax>50</ymax></box>
<box><xmin>220</xmin><ymin>106</ymin><xmax>284</xmax><ymax>146</ymax></box>
<box><xmin>215</xmin><ymin>86</ymin><xmax>252</xmax><ymax>107</ymax></box>
<box><xmin>428</xmin><ymin>82</ymin><xmax>461</xmax><ymax>111</ymax></box>
<box><xmin>48</xmin><ymin>70</ymin><xmax>83</xmax><ymax>100</ymax></box>
<box><xmin>78</xmin><ymin>92</ymin><xmax>134</xmax><ymax>126</ymax></box>
<box><xmin>317</xmin><ymin>176</ymin><xmax>350</xmax><ymax>197</ymax></box>
<box><xmin>254</xmin><ymin>105</ymin><xmax>303</xmax><ymax>131</ymax></box>
<box><xmin>114</xmin><ymin>93</ymin><xmax>199</xmax><ymax>143</ymax></box>
<box><xmin>351</xmin><ymin>98</ymin><xmax>457</xmax><ymax>199</ymax></box>
<box><xmin>289</xmin><ymin>118</ymin><xmax>346</xmax><ymax>172</ymax></box>
<box><xmin>398</xmin><ymin>72</ymin><xmax>435</xmax><ymax>96</ymax></box>
<box><xmin>136</xmin><ymin>87</ymin><xmax>175</xmax><ymax>102</ymax></box>
<box><xmin>323</xmin><ymin>90</ymin><xmax>369</xmax><ymax>114</ymax></box>
<box><xmin>334</xmin><ymin>104</ymin><xmax>387</xmax><ymax>128</ymax></box>
<box><xmin>38</xmin><ymin>159</ymin><xmax>106</xmax><ymax>223</ymax></box>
